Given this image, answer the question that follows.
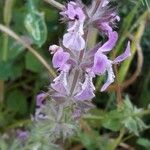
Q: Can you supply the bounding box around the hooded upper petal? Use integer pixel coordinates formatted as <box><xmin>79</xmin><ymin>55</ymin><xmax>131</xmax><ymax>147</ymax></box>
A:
<box><xmin>52</xmin><ymin>49</ymin><xmax>70</xmax><ymax>69</ymax></box>
<box><xmin>99</xmin><ymin>31</ymin><xmax>118</xmax><ymax>52</ymax></box>
<box><xmin>113</xmin><ymin>41</ymin><xmax>131</xmax><ymax>64</ymax></box>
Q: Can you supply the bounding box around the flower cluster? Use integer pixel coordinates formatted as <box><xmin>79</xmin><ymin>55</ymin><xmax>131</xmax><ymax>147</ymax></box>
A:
<box><xmin>35</xmin><ymin>0</ymin><xmax>131</xmax><ymax>141</ymax></box>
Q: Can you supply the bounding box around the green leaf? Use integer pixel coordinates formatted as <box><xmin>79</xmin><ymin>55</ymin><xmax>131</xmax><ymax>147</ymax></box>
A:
<box><xmin>121</xmin><ymin>97</ymin><xmax>147</xmax><ymax>136</ymax></box>
<box><xmin>0</xmin><ymin>61</ymin><xmax>12</xmax><ymax>80</ymax></box>
<box><xmin>137</xmin><ymin>138</ymin><xmax>150</xmax><ymax>150</ymax></box>
<box><xmin>78</xmin><ymin>131</ymin><xmax>111</xmax><ymax>150</ymax></box>
<box><xmin>25</xmin><ymin>51</ymin><xmax>43</xmax><ymax>73</ymax></box>
<box><xmin>8</xmin><ymin>36</ymin><xmax>32</xmax><ymax>60</ymax></box>
<box><xmin>101</xmin><ymin>97</ymin><xmax>146</xmax><ymax>135</ymax></box>
<box><xmin>102</xmin><ymin>110</ymin><xmax>122</xmax><ymax>131</ymax></box>
<box><xmin>0</xmin><ymin>60</ymin><xmax>23</xmax><ymax>80</ymax></box>
<box><xmin>0</xmin><ymin>138</ymin><xmax>8</xmax><ymax>150</ymax></box>
<box><xmin>6</xmin><ymin>90</ymin><xmax>27</xmax><ymax>115</ymax></box>
<box><xmin>24</xmin><ymin>0</ymin><xmax>47</xmax><ymax>47</ymax></box>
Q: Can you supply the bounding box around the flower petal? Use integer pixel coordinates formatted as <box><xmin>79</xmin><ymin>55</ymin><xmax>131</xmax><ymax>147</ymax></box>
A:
<box><xmin>92</xmin><ymin>52</ymin><xmax>108</xmax><ymax>75</ymax></box>
<box><xmin>36</xmin><ymin>93</ymin><xmax>46</xmax><ymax>107</ymax></box>
<box><xmin>63</xmin><ymin>32</ymin><xmax>85</xmax><ymax>51</ymax></box>
<box><xmin>51</xmin><ymin>70</ymin><xmax>69</xmax><ymax>95</ymax></box>
<box><xmin>52</xmin><ymin>49</ymin><xmax>70</xmax><ymax>69</ymax></box>
<box><xmin>101</xmin><ymin>63</ymin><xmax>115</xmax><ymax>92</ymax></box>
<box><xmin>99</xmin><ymin>31</ymin><xmax>118</xmax><ymax>52</ymax></box>
<box><xmin>113</xmin><ymin>41</ymin><xmax>131</xmax><ymax>64</ymax></box>
<box><xmin>75</xmin><ymin>74</ymin><xmax>95</xmax><ymax>101</ymax></box>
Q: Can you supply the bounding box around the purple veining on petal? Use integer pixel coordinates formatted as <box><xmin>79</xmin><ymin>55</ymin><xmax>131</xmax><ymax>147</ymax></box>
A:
<box><xmin>63</xmin><ymin>32</ymin><xmax>85</xmax><ymax>51</ymax></box>
<box><xmin>113</xmin><ymin>41</ymin><xmax>131</xmax><ymax>64</ymax></box>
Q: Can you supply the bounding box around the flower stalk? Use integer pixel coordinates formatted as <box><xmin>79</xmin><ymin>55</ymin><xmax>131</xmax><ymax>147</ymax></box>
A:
<box><xmin>44</xmin><ymin>0</ymin><xmax>64</xmax><ymax>10</ymax></box>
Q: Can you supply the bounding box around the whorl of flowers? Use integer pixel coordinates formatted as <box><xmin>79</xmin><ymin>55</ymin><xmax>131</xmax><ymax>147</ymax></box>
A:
<box><xmin>34</xmin><ymin>0</ymin><xmax>131</xmax><ymax>141</ymax></box>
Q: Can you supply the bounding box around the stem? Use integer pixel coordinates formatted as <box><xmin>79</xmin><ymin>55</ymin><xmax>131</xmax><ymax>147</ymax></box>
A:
<box><xmin>0</xmin><ymin>24</ymin><xmax>57</xmax><ymax>78</ymax></box>
<box><xmin>2</xmin><ymin>34</ymin><xmax>9</xmax><ymax>61</ymax></box>
<box><xmin>114</xmin><ymin>66</ymin><xmax>122</xmax><ymax>105</ymax></box>
<box><xmin>0</xmin><ymin>81</ymin><xmax>4</xmax><ymax>102</ymax></box>
<box><xmin>83</xmin><ymin>115</ymin><xmax>103</xmax><ymax>120</ymax></box>
<box><xmin>1</xmin><ymin>0</ymin><xmax>14</xmax><ymax>103</ymax></box>
<box><xmin>108</xmin><ymin>128</ymin><xmax>125</xmax><ymax>150</ymax></box>
<box><xmin>44</xmin><ymin>0</ymin><xmax>64</xmax><ymax>10</ymax></box>
<box><xmin>70</xmin><ymin>70</ymin><xmax>80</xmax><ymax>95</ymax></box>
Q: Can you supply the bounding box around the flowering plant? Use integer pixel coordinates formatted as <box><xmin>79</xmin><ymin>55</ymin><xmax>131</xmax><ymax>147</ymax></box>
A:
<box><xmin>0</xmin><ymin>0</ymin><xmax>149</xmax><ymax>150</ymax></box>
<box><xmin>34</xmin><ymin>0</ymin><xmax>131</xmax><ymax>142</ymax></box>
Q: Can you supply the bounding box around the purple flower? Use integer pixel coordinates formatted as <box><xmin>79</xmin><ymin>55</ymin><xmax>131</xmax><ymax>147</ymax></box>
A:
<box><xmin>17</xmin><ymin>130</ymin><xmax>29</xmax><ymax>141</ymax></box>
<box><xmin>36</xmin><ymin>93</ymin><xmax>46</xmax><ymax>107</ymax></box>
<box><xmin>75</xmin><ymin>73</ymin><xmax>95</xmax><ymax>101</ymax></box>
<box><xmin>87</xmin><ymin>0</ymin><xmax>120</xmax><ymax>37</ymax></box>
<box><xmin>92</xmin><ymin>41</ymin><xmax>131</xmax><ymax>91</ymax></box>
<box><xmin>61</xmin><ymin>1</ymin><xmax>85</xmax><ymax>22</ymax></box>
<box><xmin>51</xmin><ymin>65</ymin><xmax>70</xmax><ymax>95</ymax></box>
<box><xmin>35</xmin><ymin>0</ymin><xmax>132</xmax><ymax>142</ymax></box>
<box><xmin>61</xmin><ymin>1</ymin><xmax>86</xmax><ymax>51</ymax></box>
<box><xmin>52</xmin><ymin>47</ymin><xmax>70</xmax><ymax>69</ymax></box>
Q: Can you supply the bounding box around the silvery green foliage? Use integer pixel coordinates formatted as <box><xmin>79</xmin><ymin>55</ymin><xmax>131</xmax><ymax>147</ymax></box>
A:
<box><xmin>18</xmin><ymin>100</ymin><xmax>78</xmax><ymax>150</ymax></box>
<box><xmin>122</xmin><ymin>98</ymin><xmax>147</xmax><ymax>136</ymax></box>
<box><xmin>32</xmin><ymin>100</ymin><xmax>78</xmax><ymax>142</ymax></box>
<box><xmin>102</xmin><ymin>97</ymin><xmax>147</xmax><ymax>136</ymax></box>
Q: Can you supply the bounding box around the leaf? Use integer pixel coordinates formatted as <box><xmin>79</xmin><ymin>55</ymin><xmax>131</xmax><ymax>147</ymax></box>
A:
<box><xmin>0</xmin><ymin>138</ymin><xmax>8</xmax><ymax>150</ymax></box>
<box><xmin>101</xmin><ymin>97</ymin><xmax>146</xmax><ymax>135</ymax></box>
<box><xmin>102</xmin><ymin>110</ymin><xmax>122</xmax><ymax>131</ymax></box>
<box><xmin>78</xmin><ymin>131</ymin><xmax>111</xmax><ymax>150</ymax></box>
<box><xmin>6</xmin><ymin>90</ymin><xmax>28</xmax><ymax>115</ymax></box>
<box><xmin>121</xmin><ymin>97</ymin><xmax>147</xmax><ymax>136</ymax></box>
<box><xmin>137</xmin><ymin>138</ymin><xmax>150</xmax><ymax>150</ymax></box>
<box><xmin>0</xmin><ymin>60</ymin><xmax>23</xmax><ymax>80</ymax></box>
<box><xmin>8</xmin><ymin>36</ymin><xmax>32</xmax><ymax>60</ymax></box>
<box><xmin>0</xmin><ymin>61</ymin><xmax>12</xmax><ymax>80</ymax></box>
<box><xmin>24</xmin><ymin>0</ymin><xmax>47</xmax><ymax>47</ymax></box>
<box><xmin>25</xmin><ymin>51</ymin><xmax>43</xmax><ymax>73</ymax></box>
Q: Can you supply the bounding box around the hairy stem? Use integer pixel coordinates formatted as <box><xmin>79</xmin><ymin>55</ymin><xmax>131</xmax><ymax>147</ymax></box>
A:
<box><xmin>0</xmin><ymin>24</ymin><xmax>57</xmax><ymax>78</ymax></box>
<box><xmin>44</xmin><ymin>0</ymin><xmax>64</xmax><ymax>10</ymax></box>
